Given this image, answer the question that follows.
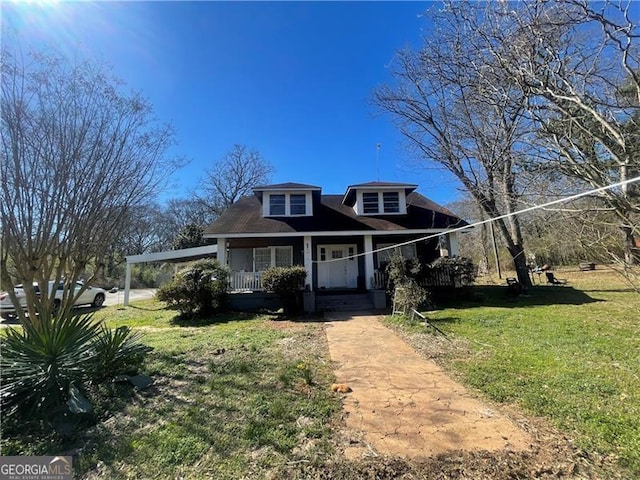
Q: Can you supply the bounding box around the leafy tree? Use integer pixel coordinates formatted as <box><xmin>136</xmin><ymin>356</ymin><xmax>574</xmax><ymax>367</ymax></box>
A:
<box><xmin>0</xmin><ymin>49</ymin><xmax>178</xmax><ymax>325</ymax></box>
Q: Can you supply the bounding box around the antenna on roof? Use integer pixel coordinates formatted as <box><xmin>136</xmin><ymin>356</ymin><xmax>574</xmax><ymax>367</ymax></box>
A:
<box><xmin>376</xmin><ymin>143</ymin><xmax>381</xmax><ymax>181</ymax></box>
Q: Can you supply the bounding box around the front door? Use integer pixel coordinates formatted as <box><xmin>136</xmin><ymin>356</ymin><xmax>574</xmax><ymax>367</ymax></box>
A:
<box><xmin>317</xmin><ymin>245</ymin><xmax>358</xmax><ymax>289</ymax></box>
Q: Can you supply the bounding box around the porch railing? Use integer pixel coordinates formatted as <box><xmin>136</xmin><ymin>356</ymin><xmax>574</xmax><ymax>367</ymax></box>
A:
<box><xmin>372</xmin><ymin>270</ymin><xmax>387</xmax><ymax>290</ymax></box>
<box><xmin>229</xmin><ymin>271</ymin><xmax>263</xmax><ymax>291</ymax></box>
<box><xmin>372</xmin><ymin>267</ymin><xmax>473</xmax><ymax>290</ymax></box>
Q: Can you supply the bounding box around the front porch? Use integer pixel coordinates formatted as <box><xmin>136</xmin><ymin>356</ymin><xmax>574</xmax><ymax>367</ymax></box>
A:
<box><xmin>217</xmin><ymin>231</ymin><xmax>460</xmax><ymax>312</ymax></box>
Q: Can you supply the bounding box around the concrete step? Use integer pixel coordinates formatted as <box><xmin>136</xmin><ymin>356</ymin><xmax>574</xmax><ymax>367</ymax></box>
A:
<box><xmin>316</xmin><ymin>294</ymin><xmax>374</xmax><ymax>312</ymax></box>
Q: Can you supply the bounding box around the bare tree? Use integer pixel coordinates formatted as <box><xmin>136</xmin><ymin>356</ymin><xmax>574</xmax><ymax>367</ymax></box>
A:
<box><xmin>196</xmin><ymin>144</ymin><xmax>274</xmax><ymax>217</ymax></box>
<box><xmin>374</xmin><ymin>2</ymin><xmax>536</xmax><ymax>286</ymax></box>
<box><xmin>0</xmin><ymin>50</ymin><xmax>178</xmax><ymax>324</ymax></box>
<box><xmin>163</xmin><ymin>198</ymin><xmax>217</xmax><ymax>238</ymax></box>
<box><xmin>480</xmin><ymin>0</ymin><xmax>640</xmax><ymax>265</ymax></box>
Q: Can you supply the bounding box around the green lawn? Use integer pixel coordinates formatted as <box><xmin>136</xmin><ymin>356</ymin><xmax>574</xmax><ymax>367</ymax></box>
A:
<box><xmin>2</xmin><ymin>305</ymin><xmax>341</xmax><ymax>479</ymax></box>
<box><xmin>3</xmin><ymin>269</ymin><xmax>639</xmax><ymax>478</ymax></box>
<box><xmin>386</xmin><ymin>268</ymin><xmax>640</xmax><ymax>476</ymax></box>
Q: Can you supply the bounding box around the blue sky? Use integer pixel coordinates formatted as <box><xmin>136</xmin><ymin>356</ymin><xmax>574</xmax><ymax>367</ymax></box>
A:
<box><xmin>2</xmin><ymin>1</ymin><xmax>460</xmax><ymax>204</ymax></box>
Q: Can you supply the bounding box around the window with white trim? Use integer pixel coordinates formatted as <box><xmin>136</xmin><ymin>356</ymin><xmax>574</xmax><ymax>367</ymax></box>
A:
<box><xmin>383</xmin><ymin>192</ymin><xmax>400</xmax><ymax>213</ymax></box>
<box><xmin>269</xmin><ymin>195</ymin><xmax>286</xmax><ymax>216</ymax></box>
<box><xmin>376</xmin><ymin>243</ymin><xmax>417</xmax><ymax>268</ymax></box>
<box><xmin>253</xmin><ymin>246</ymin><xmax>294</xmax><ymax>271</ymax></box>
<box><xmin>265</xmin><ymin>192</ymin><xmax>311</xmax><ymax>216</ymax></box>
<box><xmin>357</xmin><ymin>190</ymin><xmax>406</xmax><ymax>215</ymax></box>
<box><xmin>362</xmin><ymin>192</ymin><xmax>379</xmax><ymax>214</ymax></box>
<box><xmin>290</xmin><ymin>194</ymin><xmax>306</xmax><ymax>215</ymax></box>
<box><xmin>254</xmin><ymin>248</ymin><xmax>272</xmax><ymax>271</ymax></box>
<box><xmin>275</xmin><ymin>246</ymin><xmax>292</xmax><ymax>267</ymax></box>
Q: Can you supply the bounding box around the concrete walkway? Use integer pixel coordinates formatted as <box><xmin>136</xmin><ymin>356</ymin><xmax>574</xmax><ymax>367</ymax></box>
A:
<box><xmin>324</xmin><ymin>313</ymin><xmax>531</xmax><ymax>459</ymax></box>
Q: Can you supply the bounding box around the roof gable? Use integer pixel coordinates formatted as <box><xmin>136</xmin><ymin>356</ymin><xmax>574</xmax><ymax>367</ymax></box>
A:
<box><xmin>253</xmin><ymin>182</ymin><xmax>321</xmax><ymax>191</ymax></box>
<box><xmin>343</xmin><ymin>182</ymin><xmax>418</xmax><ymax>206</ymax></box>
<box><xmin>204</xmin><ymin>190</ymin><xmax>467</xmax><ymax>237</ymax></box>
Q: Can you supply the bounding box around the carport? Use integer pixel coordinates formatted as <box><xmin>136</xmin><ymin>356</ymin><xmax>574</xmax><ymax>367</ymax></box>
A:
<box><xmin>124</xmin><ymin>245</ymin><xmax>217</xmax><ymax>306</ymax></box>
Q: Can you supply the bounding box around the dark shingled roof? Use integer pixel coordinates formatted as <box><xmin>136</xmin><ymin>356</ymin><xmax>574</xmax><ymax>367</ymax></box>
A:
<box><xmin>253</xmin><ymin>182</ymin><xmax>321</xmax><ymax>191</ymax></box>
<box><xmin>204</xmin><ymin>192</ymin><xmax>467</xmax><ymax>236</ymax></box>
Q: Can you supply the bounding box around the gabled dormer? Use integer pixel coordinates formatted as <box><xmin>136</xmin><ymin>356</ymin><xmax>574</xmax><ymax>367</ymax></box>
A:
<box><xmin>253</xmin><ymin>182</ymin><xmax>321</xmax><ymax>217</ymax></box>
<box><xmin>342</xmin><ymin>182</ymin><xmax>418</xmax><ymax>216</ymax></box>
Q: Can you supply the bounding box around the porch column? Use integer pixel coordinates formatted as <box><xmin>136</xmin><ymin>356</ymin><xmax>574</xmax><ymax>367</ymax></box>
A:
<box><xmin>217</xmin><ymin>237</ymin><xmax>227</xmax><ymax>266</ymax></box>
<box><xmin>449</xmin><ymin>232</ymin><xmax>459</xmax><ymax>257</ymax></box>
<box><xmin>364</xmin><ymin>235</ymin><xmax>375</xmax><ymax>290</ymax></box>
<box><xmin>124</xmin><ymin>261</ymin><xmax>132</xmax><ymax>306</ymax></box>
<box><xmin>303</xmin><ymin>235</ymin><xmax>313</xmax><ymax>290</ymax></box>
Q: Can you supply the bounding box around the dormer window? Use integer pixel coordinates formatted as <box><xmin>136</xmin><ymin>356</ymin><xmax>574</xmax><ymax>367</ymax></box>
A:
<box><xmin>383</xmin><ymin>192</ymin><xmax>400</xmax><ymax>213</ymax></box>
<box><xmin>363</xmin><ymin>193</ymin><xmax>379</xmax><ymax>213</ymax></box>
<box><xmin>264</xmin><ymin>191</ymin><xmax>312</xmax><ymax>217</ymax></box>
<box><xmin>269</xmin><ymin>195</ymin><xmax>286</xmax><ymax>215</ymax></box>
<box><xmin>290</xmin><ymin>194</ymin><xmax>306</xmax><ymax>215</ymax></box>
<box><xmin>342</xmin><ymin>182</ymin><xmax>416</xmax><ymax>215</ymax></box>
<box><xmin>356</xmin><ymin>190</ymin><xmax>405</xmax><ymax>215</ymax></box>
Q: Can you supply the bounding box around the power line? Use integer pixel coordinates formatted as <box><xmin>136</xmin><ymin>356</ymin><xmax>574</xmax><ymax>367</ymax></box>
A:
<box><xmin>314</xmin><ymin>175</ymin><xmax>640</xmax><ymax>264</ymax></box>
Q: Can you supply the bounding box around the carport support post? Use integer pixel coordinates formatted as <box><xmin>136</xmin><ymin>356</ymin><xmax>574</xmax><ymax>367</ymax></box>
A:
<box><xmin>364</xmin><ymin>235</ymin><xmax>375</xmax><ymax>289</ymax></box>
<box><xmin>124</xmin><ymin>262</ymin><xmax>131</xmax><ymax>306</ymax></box>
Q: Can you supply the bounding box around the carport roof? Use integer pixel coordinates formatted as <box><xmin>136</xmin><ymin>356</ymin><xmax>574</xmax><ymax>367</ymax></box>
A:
<box><xmin>126</xmin><ymin>245</ymin><xmax>217</xmax><ymax>264</ymax></box>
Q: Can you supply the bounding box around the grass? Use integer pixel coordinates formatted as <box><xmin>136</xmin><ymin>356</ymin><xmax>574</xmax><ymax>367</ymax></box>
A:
<box><xmin>3</xmin><ymin>269</ymin><xmax>639</xmax><ymax>478</ymax></box>
<box><xmin>2</xmin><ymin>303</ymin><xmax>340</xmax><ymax>479</ymax></box>
<box><xmin>386</xmin><ymin>268</ymin><xmax>640</xmax><ymax>476</ymax></box>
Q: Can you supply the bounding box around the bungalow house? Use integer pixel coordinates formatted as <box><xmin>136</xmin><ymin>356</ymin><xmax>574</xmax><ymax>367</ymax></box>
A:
<box><xmin>203</xmin><ymin>181</ymin><xmax>468</xmax><ymax>312</ymax></box>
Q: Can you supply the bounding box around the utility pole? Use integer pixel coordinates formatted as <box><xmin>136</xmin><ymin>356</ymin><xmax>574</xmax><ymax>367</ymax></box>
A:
<box><xmin>489</xmin><ymin>221</ymin><xmax>502</xmax><ymax>279</ymax></box>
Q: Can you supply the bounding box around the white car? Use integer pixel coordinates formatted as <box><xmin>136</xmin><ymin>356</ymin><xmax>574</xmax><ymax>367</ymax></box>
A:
<box><xmin>0</xmin><ymin>281</ymin><xmax>106</xmax><ymax>318</ymax></box>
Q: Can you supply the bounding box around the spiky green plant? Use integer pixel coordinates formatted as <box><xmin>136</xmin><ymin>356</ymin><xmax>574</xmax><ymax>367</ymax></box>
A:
<box><xmin>0</xmin><ymin>313</ymin><xmax>101</xmax><ymax>418</ymax></box>
<box><xmin>91</xmin><ymin>325</ymin><xmax>153</xmax><ymax>381</ymax></box>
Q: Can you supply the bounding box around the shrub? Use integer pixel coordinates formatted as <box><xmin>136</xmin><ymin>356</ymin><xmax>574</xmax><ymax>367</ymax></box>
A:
<box><xmin>262</xmin><ymin>266</ymin><xmax>307</xmax><ymax>316</ymax></box>
<box><xmin>385</xmin><ymin>253</ymin><xmax>432</xmax><ymax>313</ymax></box>
<box><xmin>156</xmin><ymin>259</ymin><xmax>229</xmax><ymax>318</ymax></box>
<box><xmin>0</xmin><ymin>314</ymin><xmax>102</xmax><ymax>419</ymax></box>
<box><xmin>92</xmin><ymin>325</ymin><xmax>153</xmax><ymax>381</ymax></box>
<box><xmin>427</xmin><ymin>256</ymin><xmax>477</xmax><ymax>286</ymax></box>
<box><xmin>0</xmin><ymin>313</ymin><xmax>153</xmax><ymax>422</ymax></box>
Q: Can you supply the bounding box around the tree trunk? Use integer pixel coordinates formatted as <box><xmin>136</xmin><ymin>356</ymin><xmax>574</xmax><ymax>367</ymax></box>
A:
<box><xmin>508</xmin><ymin>244</ymin><xmax>532</xmax><ymax>288</ymax></box>
<box><xmin>621</xmin><ymin>225</ymin><xmax>639</xmax><ymax>265</ymax></box>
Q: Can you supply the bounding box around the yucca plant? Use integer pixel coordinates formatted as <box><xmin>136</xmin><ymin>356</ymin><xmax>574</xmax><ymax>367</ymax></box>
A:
<box><xmin>91</xmin><ymin>325</ymin><xmax>153</xmax><ymax>381</ymax></box>
<box><xmin>0</xmin><ymin>313</ymin><xmax>101</xmax><ymax>419</ymax></box>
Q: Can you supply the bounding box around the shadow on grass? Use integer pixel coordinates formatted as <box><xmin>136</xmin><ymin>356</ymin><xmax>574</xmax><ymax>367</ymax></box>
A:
<box><xmin>126</xmin><ymin>304</ymin><xmax>167</xmax><ymax>312</ymax></box>
<box><xmin>168</xmin><ymin>310</ymin><xmax>261</xmax><ymax>327</ymax></box>
<box><xmin>434</xmin><ymin>285</ymin><xmax>603</xmax><ymax>310</ymax></box>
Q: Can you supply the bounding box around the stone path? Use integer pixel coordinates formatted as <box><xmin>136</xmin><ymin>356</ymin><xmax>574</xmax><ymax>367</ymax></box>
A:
<box><xmin>324</xmin><ymin>313</ymin><xmax>532</xmax><ymax>459</ymax></box>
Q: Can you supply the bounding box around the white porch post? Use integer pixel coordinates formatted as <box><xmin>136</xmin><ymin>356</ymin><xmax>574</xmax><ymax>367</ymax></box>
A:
<box><xmin>449</xmin><ymin>232</ymin><xmax>459</xmax><ymax>257</ymax></box>
<box><xmin>124</xmin><ymin>261</ymin><xmax>132</xmax><ymax>306</ymax></box>
<box><xmin>217</xmin><ymin>237</ymin><xmax>227</xmax><ymax>266</ymax></box>
<box><xmin>364</xmin><ymin>235</ymin><xmax>375</xmax><ymax>290</ymax></box>
<box><xmin>303</xmin><ymin>235</ymin><xmax>313</xmax><ymax>290</ymax></box>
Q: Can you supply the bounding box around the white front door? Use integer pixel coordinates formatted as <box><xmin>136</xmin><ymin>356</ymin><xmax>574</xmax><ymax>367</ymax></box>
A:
<box><xmin>317</xmin><ymin>245</ymin><xmax>358</xmax><ymax>289</ymax></box>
